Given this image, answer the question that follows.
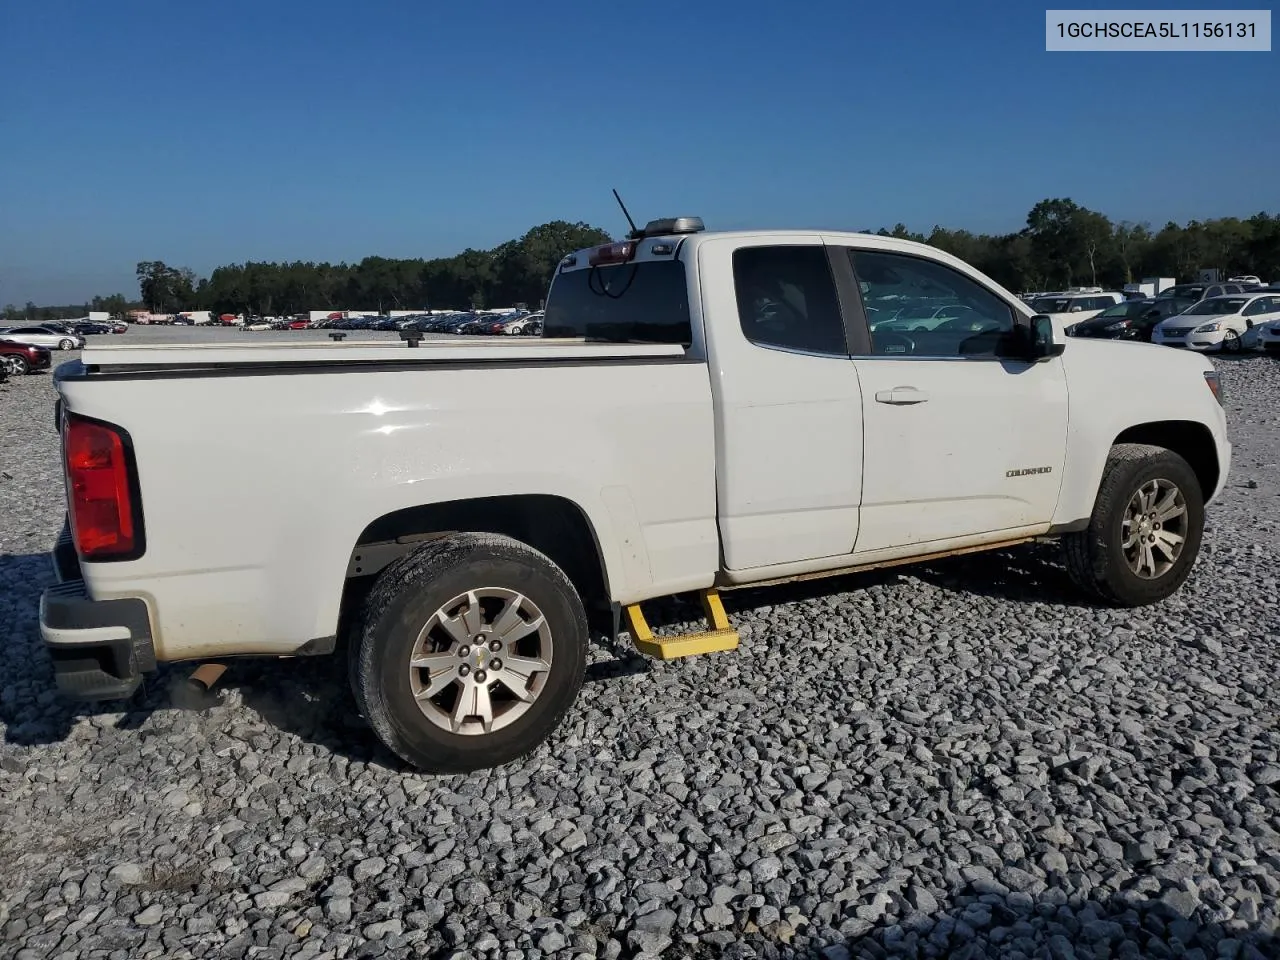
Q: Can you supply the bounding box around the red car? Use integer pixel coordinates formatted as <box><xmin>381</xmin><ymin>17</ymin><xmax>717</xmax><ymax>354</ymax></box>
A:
<box><xmin>288</xmin><ymin>319</ymin><xmax>310</xmax><ymax>330</ymax></box>
<box><xmin>0</xmin><ymin>338</ymin><xmax>52</xmax><ymax>376</ymax></box>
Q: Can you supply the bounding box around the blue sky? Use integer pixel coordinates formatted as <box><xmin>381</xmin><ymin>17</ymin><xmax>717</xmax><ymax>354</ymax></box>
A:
<box><xmin>2</xmin><ymin>0</ymin><xmax>1277</xmax><ymax>304</ymax></box>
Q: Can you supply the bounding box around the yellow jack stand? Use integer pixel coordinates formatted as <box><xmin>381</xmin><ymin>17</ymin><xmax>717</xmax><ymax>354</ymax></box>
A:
<box><xmin>624</xmin><ymin>589</ymin><xmax>740</xmax><ymax>660</ymax></box>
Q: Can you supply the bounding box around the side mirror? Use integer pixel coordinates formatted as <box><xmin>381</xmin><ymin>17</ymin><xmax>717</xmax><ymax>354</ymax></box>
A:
<box><xmin>1030</xmin><ymin>315</ymin><xmax>1065</xmax><ymax>359</ymax></box>
<box><xmin>1013</xmin><ymin>315</ymin><xmax>1065</xmax><ymax>361</ymax></box>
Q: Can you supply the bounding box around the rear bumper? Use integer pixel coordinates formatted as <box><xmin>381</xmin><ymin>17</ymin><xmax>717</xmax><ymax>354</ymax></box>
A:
<box><xmin>40</xmin><ymin>525</ymin><xmax>156</xmax><ymax>701</ymax></box>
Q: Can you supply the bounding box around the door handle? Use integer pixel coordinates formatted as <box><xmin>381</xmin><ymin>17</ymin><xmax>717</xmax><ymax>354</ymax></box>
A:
<box><xmin>875</xmin><ymin>387</ymin><xmax>930</xmax><ymax>405</ymax></box>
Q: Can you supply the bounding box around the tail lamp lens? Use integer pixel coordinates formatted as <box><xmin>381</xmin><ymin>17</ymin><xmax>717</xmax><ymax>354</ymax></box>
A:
<box><xmin>1204</xmin><ymin>371</ymin><xmax>1223</xmax><ymax>405</ymax></box>
<box><xmin>63</xmin><ymin>414</ymin><xmax>141</xmax><ymax>559</ymax></box>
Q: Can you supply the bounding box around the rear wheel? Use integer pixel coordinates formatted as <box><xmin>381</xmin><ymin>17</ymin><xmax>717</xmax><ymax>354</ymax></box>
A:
<box><xmin>351</xmin><ymin>533</ymin><xmax>588</xmax><ymax>773</ymax></box>
<box><xmin>1063</xmin><ymin>443</ymin><xmax>1204</xmax><ymax>606</ymax></box>
<box><xmin>2</xmin><ymin>355</ymin><xmax>27</xmax><ymax>376</ymax></box>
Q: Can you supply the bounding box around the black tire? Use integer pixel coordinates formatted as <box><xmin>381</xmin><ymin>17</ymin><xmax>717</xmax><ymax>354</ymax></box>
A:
<box><xmin>4</xmin><ymin>355</ymin><xmax>27</xmax><ymax>376</ymax></box>
<box><xmin>58</xmin><ymin>339</ymin><xmax>75</xmax><ymax>351</ymax></box>
<box><xmin>351</xmin><ymin>533</ymin><xmax>587</xmax><ymax>773</ymax></box>
<box><xmin>1063</xmin><ymin>443</ymin><xmax>1205</xmax><ymax>607</ymax></box>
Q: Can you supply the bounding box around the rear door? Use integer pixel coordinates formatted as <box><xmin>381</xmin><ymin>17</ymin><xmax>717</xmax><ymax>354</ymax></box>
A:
<box><xmin>699</xmin><ymin>237</ymin><xmax>865</xmax><ymax>570</ymax></box>
<box><xmin>1244</xmin><ymin>295</ymin><xmax>1280</xmax><ymax>327</ymax></box>
<box><xmin>829</xmin><ymin>242</ymin><xmax>1069</xmax><ymax>554</ymax></box>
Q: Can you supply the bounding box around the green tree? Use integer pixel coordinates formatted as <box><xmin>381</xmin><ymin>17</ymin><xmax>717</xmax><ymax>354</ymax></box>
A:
<box><xmin>136</xmin><ymin>261</ymin><xmax>199</xmax><ymax>312</ymax></box>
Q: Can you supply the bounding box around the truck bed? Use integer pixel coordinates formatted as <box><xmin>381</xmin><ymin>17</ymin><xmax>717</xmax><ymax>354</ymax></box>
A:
<box><xmin>55</xmin><ymin>336</ymin><xmax>718</xmax><ymax>661</ymax></box>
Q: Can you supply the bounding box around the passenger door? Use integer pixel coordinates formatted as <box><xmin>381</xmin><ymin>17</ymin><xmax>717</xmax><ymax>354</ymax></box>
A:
<box><xmin>832</xmin><ymin>244</ymin><xmax>1069</xmax><ymax>555</ymax></box>
<box><xmin>699</xmin><ymin>238</ymin><xmax>865</xmax><ymax>571</ymax></box>
<box><xmin>1243</xmin><ymin>295</ymin><xmax>1280</xmax><ymax>327</ymax></box>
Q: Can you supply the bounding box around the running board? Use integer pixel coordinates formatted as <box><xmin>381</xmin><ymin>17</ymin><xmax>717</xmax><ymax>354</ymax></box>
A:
<box><xmin>624</xmin><ymin>589</ymin><xmax>740</xmax><ymax>660</ymax></box>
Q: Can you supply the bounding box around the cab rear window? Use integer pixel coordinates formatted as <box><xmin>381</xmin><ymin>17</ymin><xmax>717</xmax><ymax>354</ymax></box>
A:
<box><xmin>542</xmin><ymin>261</ymin><xmax>692</xmax><ymax>344</ymax></box>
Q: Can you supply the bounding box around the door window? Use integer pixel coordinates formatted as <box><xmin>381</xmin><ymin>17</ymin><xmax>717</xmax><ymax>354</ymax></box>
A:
<box><xmin>732</xmin><ymin>246</ymin><xmax>847</xmax><ymax>355</ymax></box>
<box><xmin>1243</xmin><ymin>297</ymin><xmax>1273</xmax><ymax>316</ymax></box>
<box><xmin>848</xmin><ymin>250</ymin><xmax>1017</xmax><ymax>358</ymax></box>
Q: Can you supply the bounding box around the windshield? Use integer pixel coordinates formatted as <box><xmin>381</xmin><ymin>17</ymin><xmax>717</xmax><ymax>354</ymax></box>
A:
<box><xmin>543</xmin><ymin>260</ymin><xmax>691</xmax><ymax>344</ymax></box>
<box><xmin>1161</xmin><ymin>285</ymin><xmax>1205</xmax><ymax>299</ymax></box>
<box><xmin>1095</xmin><ymin>303</ymin><xmax>1136</xmax><ymax>319</ymax></box>
<box><xmin>1187</xmin><ymin>297</ymin><xmax>1248</xmax><ymax>315</ymax></box>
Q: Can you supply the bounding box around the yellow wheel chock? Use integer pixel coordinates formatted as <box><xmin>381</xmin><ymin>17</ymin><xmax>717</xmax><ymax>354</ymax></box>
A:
<box><xmin>624</xmin><ymin>589</ymin><xmax>740</xmax><ymax>660</ymax></box>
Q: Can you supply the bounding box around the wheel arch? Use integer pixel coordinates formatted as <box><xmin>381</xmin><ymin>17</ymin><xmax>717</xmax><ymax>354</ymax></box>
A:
<box><xmin>1112</xmin><ymin>420</ymin><xmax>1220</xmax><ymax>503</ymax></box>
<box><xmin>336</xmin><ymin>494</ymin><xmax>613</xmax><ymax>645</ymax></box>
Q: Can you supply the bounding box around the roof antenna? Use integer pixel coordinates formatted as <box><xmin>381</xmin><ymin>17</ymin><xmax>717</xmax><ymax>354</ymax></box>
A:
<box><xmin>612</xmin><ymin>188</ymin><xmax>641</xmax><ymax>240</ymax></box>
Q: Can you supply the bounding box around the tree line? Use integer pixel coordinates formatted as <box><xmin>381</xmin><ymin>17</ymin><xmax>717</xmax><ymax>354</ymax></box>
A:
<box><xmin>868</xmin><ymin>200</ymin><xmax>1280</xmax><ymax>294</ymax></box>
<box><xmin>6</xmin><ymin>202</ymin><xmax>1278</xmax><ymax>323</ymax></box>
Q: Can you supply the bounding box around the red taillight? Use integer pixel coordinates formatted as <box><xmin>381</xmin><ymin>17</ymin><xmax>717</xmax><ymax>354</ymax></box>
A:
<box><xmin>63</xmin><ymin>414</ymin><xmax>143</xmax><ymax>560</ymax></box>
<box><xmin>588</xmin><ymin>241</ymin><xmax>637</xmax><ymax>266</ymax></box>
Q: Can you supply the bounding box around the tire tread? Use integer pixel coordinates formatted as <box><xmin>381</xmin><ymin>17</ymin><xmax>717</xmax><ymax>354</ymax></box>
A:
<box><xmin>350</xmin><ymin>532</ymin><xmax>587</xmax><ymax>773</ymax></box>
<box><xmin>1062</xmin><ymin>443</ymin><xmax>1203</xmax><ymax>607</ymax></box>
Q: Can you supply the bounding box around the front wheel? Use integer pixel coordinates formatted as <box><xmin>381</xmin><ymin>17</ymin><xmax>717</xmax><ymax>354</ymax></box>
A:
<box><xmin>351</xmin><ymin>533</ymin><xmax>588</xmax><ymax>773</ymax></box>
<box><xmin>58</xmin><ymin>339</ymin><xmax>75</xmax><ymax>351</ymax></box>
<box><xmin>1063</xmin><ymin>443</ymin><xmax>1204</xmax><ymax>606</ymax></box>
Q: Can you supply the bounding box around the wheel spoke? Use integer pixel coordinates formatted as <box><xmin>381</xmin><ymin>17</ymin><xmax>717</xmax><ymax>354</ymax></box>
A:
<box><xmin>491</xmin><ymin>594</ymin><xmax>530</xmax><ymax>638</ymax></box>
<box><xmin>1153</xmin><ymin>529</ymin><xmax>1184</xmax><ymax>558</ymax></box>
<box><xmin>500</xmin><ymin>613</ymin><xmax>545</xmax><ymax>644</ymax></box>
<box><xmin>1140</xmin><ymin>543</ymin><xmax>1157</xmax><ymax>576</ymax></box>
<box><xmin>1146</xmin><ymin>483</ymin><xmax>1167</xmax><ymax>514</ymax></box>
<box><xmin>502</xmin><ymin>654</ymin><xmax>550</xmax><ymax>685</ymax></box>
<box><xmin>413</xmin><ymin>657</ymin><xmax>459</xmax><ymax>700</ymax></box>
<box><xmin>451</xmin><ymin>682</ymin><xmax>493</xmax><ymax>734</ymax></box>
<box><xmin>1121</xmin><ymin>519</ymin><xmax>1139</xmax><ymax>549</ymax></box>
<box><xmin>1154</xmin><ymin>492</ymin><xmax>1185</xmax><ymax>524</ymax></box>
<box><xmin>460</xmin><ymin>591</ymin><xmax>483</xmax><ymax>635</ymax></box>
<box><xmin>437</xmin><ymin>612</ymin><xmax>471</xmax><ymax>646</ymax></box>
<box><xmin>495</xmin><ymin>674</ymin><xmax>537</xmax><ymax>702</ymax></box>
<box><xmin>410</xmin><ymin>651</ymin><xmax>457</xmax><ymax>671</ymax></box>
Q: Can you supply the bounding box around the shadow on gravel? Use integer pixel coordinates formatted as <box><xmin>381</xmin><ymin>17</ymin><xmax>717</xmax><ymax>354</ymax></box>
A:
<box><xmin>712</xmin><ymin>540</ymin><xmax>1085</xmax><ymax>614</ymax></box>
<box><xmin>3</xmin><ymin>538</ymin><xmax>1083</xmax><ymax>760</ymax></box>
<box><xmin>789</xmin><ymin>887</ymin><xmax>1278</xmax><ymax>960</ymax></box>
<box><xmin>1</xmin><ymin>540</ymin><xmax>648</xmax><ymax>765</ymax></box>
<box><xmin>908</xmin><ymin>540</ymin><xmax>1087</xmax><ymax>607</ymax></box>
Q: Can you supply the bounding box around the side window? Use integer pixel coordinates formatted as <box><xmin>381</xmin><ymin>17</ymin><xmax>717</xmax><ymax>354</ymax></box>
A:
<box><xmin>849</xmin><ymin>250</ymin><xmax>1016</xmax><ymax>358</ymax></box>
<box><xmin>732</xmin><ymin>246</ymin><xmax>847</xmax><ymax>356</ymax></box>
<box><xmin>1243</xmin><ymin>299</ymin><xmax>1267</xmax><ymax>316</ymax></box>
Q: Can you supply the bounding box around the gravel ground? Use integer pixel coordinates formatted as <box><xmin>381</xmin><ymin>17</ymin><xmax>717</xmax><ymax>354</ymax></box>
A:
<box><xmin>2</xmin><ymin>348</ymin><xmax>1279</xmax><ymax>960</ymax></box>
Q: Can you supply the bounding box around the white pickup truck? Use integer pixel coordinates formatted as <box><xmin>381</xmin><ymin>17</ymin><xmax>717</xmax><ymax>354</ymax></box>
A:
<box><xmin>42</xmin><ymin>218</ymin><xmax>1231</xmax><ymax>773</ymax></box>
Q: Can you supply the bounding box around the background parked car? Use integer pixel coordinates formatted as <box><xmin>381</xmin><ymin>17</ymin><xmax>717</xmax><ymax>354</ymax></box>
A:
<box><xmin>1152</xmin><ymin>294</ymin><xmax>1280</xmax><ymax>353</ymax></box>
<box><xmin>1066</xmin><ymin>297</ymin><xmax>1196</xmax><ymax>342</ymax></box>
<box><xmin>0</xmin><ymin>325</ymin><xmax>84</xmax><ymax>350</ymax></box>
<box><xmin>0</xmin><ymin>338</ymin><xmax>53</xmax><ymax>376</ymax></box>
<box><xmin>1157</xmin><ymin>282</ymin><xmax>1248</xmax><ymax>303</ymax></box>
<box><xmin>500</xmin><ymin>311</ymin><xmax>541</xmax><ymax>335</ymax></box>
<box><xmin>1028</xmin><ymin>292</ymin><xmax>1125</xmax><ymax>334</ymax></box>
<box><xmin>1257</xmin><ymin>317</ymin><xmax>1280</xmax><ymax>354</ymax></box>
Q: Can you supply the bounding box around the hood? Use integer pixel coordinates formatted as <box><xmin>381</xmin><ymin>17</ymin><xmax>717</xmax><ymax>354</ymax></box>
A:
<box><xmin>1072</xmin><ymin>314</ymin><xmax>1131</xmax><ymax>332</ymax></box>
<box><xmin>1179</xmin><ymin>312</ymin><xmax>1243</xmax><ymax>328</ymax></box>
